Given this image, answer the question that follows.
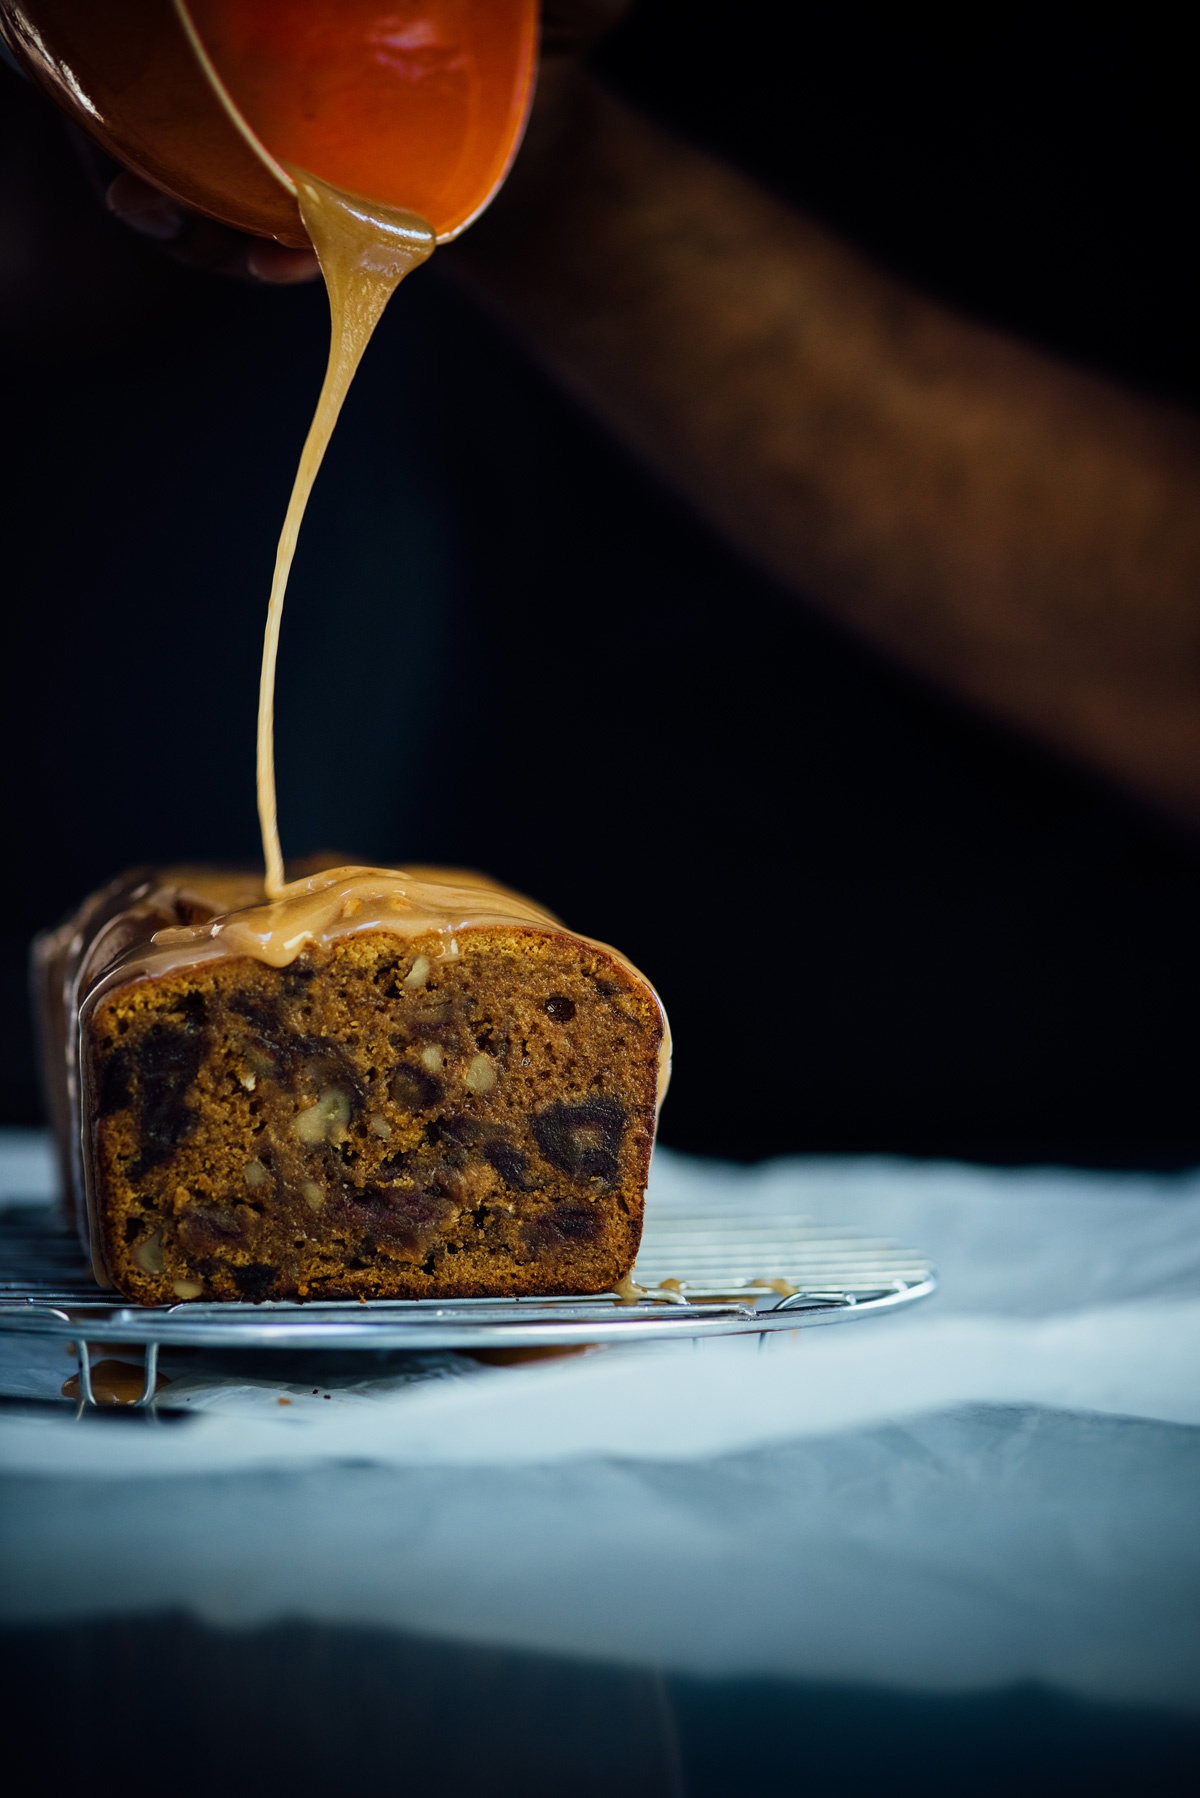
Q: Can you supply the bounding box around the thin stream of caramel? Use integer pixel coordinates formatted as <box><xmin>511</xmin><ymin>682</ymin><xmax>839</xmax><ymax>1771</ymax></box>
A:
<box><xmin>255</xmin><ymin>173</ymin><xmax>435</xmax><ymax>896</ymax></box>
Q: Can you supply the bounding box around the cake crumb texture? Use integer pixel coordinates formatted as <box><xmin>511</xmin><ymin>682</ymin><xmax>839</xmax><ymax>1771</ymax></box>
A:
<box><xmin>84</xmin><ymin>927</ymin><xmax>661</xmax><ymax>1303</ymax></box>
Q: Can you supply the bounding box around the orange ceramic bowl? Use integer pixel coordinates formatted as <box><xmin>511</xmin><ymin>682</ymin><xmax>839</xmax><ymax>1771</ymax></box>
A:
<box><xmin>0</xmin><ymin>0</ymin><xmax>538</xmax><ymax>244</ymax></box>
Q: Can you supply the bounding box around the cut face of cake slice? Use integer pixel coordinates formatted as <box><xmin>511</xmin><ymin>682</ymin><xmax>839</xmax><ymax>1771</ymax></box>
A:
<box><xmin>50</xmin><ymin>866</ymin><xmax>669</xmax><ymax>1303</ymax></box>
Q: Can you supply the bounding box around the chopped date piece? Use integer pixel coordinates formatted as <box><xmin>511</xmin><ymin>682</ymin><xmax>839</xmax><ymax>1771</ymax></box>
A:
<box><xmin>524</xmin><ymin>1201</ymin><xmax>604</xmax><ymax>1253</ymax></box>
<box><xmin>353</xmin><ymin>1183</ymin><xmax>458</xmax><ymax>1258</ymax></box>
<box><xmin>279</xmin><ymin>963</ymin><xmax>317</xmax><ymax>997</ymax></box>
<box><xmin>483</xmin><ymin>1138</ymin><xmax>534</xmax><ymax>1190</ymax></box>
<box><xmin>279</xmin><ymin>1037</ymin><xmax>364</xmax><ymax>1101</ymax></box>
<box><xmin>169</xmin><ymin>991</ymin><xmax>208</xmax><ymax>1027</ymax></box>
<box><xmin>229</xmin><ymin>994</ymin><xmax>365</xmax><ymax>1103</ymax></box>
<box><xmin>390</xmin><ymin>1062</ymin><xmax>444</xmax><ymax>1111</ymax></box>
<box><xmin>231</xmin><ymin>1262</ymin><xmax>279</xmax><ymax>1300</ymax></box>
<box><xmin>176</xmin><ymin>1202</ymin><xmax>250</xmax><ymax>1257</ymax></box>
<box><xmin>229</xmin><ymin>992</ymin><xmax>284</xmax><ymax>1038</ymax></box>
<box><xmin>108</xmin><ymin>1020</ymin><xmax>209</xmax><ymax>1179</ymax></box>
<box><xmin>532</xmin><ymin>1097</ymin><xmax>627</xmax><ymax>1186</ymax></box>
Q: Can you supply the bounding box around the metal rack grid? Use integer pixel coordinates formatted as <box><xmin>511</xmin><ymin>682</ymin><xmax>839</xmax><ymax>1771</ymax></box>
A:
<box><xmin>0</xmin><ymin>1198</ymin><xmax>936</xmax><ymax>1407</ymax></box>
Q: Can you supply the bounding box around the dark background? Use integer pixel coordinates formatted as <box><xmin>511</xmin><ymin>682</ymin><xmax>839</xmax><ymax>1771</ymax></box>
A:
<box><xmin>2</xmin><ymin>1</ymin><xmax>1198</xmax><ymax>1166</ymax></box>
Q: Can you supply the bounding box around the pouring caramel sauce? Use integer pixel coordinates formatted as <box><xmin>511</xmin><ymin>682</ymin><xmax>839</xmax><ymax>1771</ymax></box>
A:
<box><xmin>176</xmin><ymin>4</ymin><xmax>443</xmax><ymax>894</ymax></box>
<box><xmin>174</xmin><ymin>1</ymin><xmax>542</xmax><ymax>898</ymax></box>
<box><xmin>252</xmin><ymin>175</ymin><xmax>434</xmax><ymax>897</ymax></box>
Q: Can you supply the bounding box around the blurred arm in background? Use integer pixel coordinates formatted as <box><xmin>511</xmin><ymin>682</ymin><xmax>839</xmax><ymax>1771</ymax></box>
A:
<box><xmin>442</xmin><ymin>35</ymin><xmax>1200</xmax><ymax>830</ymax></box>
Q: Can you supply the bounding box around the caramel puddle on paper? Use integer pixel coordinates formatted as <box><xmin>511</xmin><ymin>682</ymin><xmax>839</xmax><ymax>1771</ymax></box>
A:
<box><xmin>62</xmin><ymin>1359</ymin><xmax>170</xmax><ymax>1405</ymax></box>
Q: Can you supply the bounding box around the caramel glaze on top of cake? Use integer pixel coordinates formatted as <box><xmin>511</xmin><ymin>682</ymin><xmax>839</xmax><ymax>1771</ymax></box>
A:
<box><xmin>65</xmin><ymin>865</ymin><xmax>670</xmax><ymax>1305</ymax></box>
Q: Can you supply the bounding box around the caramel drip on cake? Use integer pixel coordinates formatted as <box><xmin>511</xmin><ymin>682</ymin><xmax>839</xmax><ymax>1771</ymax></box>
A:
<box><xmin>152</xmin><ymin>866</ymin><xmax>562</xmax><ymax>967</ymax></box>
<box><xmin>138</xmin><ymin>866</ymin><xmax>673</xmax><ymax>1104</ymax></box>
<box><xmin>256</xmin><ymin>175</ymin><xmax>434</xmax><ymax>896</ymax></box>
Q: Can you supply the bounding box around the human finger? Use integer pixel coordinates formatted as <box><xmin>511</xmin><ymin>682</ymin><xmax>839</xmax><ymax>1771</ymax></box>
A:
<box><xmin>106</xmin><ymin>168</ymin><xmax>319</xmax><ymax>284</ymax></box>
<box><xmin>105</xmin><ymin>170</ymin><xmax>186</xmax><ymax>242</ymax></box>
<box><xmin>245</xmin><ymin>240</ymin><xmax>321</xmax><ymax>284</ymax></box>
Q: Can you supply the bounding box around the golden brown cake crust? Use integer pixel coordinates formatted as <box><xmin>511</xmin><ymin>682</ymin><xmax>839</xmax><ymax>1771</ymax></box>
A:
<box><xmin>81</xmin><ymin>923</ymin><xmax>662</xmax><ymax>1303</ymax></box>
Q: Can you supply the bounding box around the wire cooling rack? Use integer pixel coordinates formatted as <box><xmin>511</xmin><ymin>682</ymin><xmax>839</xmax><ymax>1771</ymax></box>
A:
<box><xmin>0</xmin><ymin>1197</ymin><xmax>936</xmax><ymax>1406</ymax></box>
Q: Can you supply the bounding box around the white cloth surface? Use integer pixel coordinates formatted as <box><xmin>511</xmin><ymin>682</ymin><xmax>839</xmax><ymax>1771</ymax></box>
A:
<box><xmin>2</xmin><ymin>1131</ymin><xmax>1198</xmax><ymax>1713</ymax></box>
